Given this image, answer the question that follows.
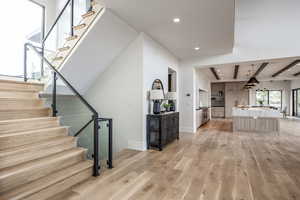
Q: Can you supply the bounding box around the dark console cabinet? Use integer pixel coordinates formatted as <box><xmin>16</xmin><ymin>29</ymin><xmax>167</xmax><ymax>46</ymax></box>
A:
<box><xmin>147</xmin><ymin>112</ymin><xmax>179</xmax><ymax>151</ymax></box>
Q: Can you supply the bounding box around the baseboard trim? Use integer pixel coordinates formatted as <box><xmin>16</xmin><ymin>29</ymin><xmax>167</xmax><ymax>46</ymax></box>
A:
<box><xmin>127</xmin><ymin>140</ymin><xmax>146</xmax><ymax>151</ymax></box>
<box><xmin>180</xmin><ymin>127</ymin><xmax>195</xmax><ymax>134</ymax></box>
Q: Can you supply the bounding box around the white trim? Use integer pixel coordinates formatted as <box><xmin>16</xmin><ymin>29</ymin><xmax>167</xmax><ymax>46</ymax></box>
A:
<box><xmin>127</xmin><ymin>140</ymin><xmax>146</xmax><ymax>151</ymax></box>
<box><xmin>180</xmin><ymin>126</ymin><xmax>195</xmax><ymax>133</ymax></box>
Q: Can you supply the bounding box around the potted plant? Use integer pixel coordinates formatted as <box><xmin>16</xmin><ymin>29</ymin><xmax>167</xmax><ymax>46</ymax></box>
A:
<box><xmin>163</xmin><ymin>103</ymin><xmax>171</xmax><ymax>112</ymax></box>
<box><xmin>258</xmin><ymin>100</ymin><xmax>264</xmax><ymax>106</ymax></box>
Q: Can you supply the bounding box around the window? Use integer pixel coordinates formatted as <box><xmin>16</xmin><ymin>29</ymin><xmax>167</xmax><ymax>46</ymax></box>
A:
<box><xmin>0</xmin><ymin>1</ymin><xmax>44</xmax><ymax>77</ymax></box>
<box><xmin>269</xmin><ymin>91</ymin><xmax>282</xmax><ymax>108</ymax></box>
<box><xmin>292</xmin><ymin>89</ymin><xmax>300</xmax><ymax>117</ymax></box>
<box><xmin>256</xmin><ymin>90</ymin><xmax>268</xmax><ymax>105</ymax></box>
<box><xmin>255</xmin><ymin>90</ymin><xmax>282</xmax><ymax>109</ymax></box>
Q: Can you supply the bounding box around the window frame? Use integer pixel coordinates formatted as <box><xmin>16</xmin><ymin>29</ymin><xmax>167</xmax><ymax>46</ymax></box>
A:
<box><xmin>292</xmin><ymin>88</ymin><xmax>300</xmax><ymax>117</ymax></box>
<box><xmin>255</xmin><ymin>89</ymin><xmax>282</xmax><ymax>109</ymax></box>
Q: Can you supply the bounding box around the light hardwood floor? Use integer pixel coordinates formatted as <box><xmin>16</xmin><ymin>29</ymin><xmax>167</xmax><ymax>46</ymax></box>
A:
<box><xmin>62</xmin><ymin>119</ymin><xmax>300</xmax><ymax>200</ymax></box>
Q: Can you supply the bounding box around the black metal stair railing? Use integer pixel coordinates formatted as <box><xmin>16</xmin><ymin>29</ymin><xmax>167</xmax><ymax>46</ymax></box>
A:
<box><xmin>24</xmin><ymin>42</ymin><xmax>113</xmax><ymax>176</ymax></box>
<box><xmin>23</xmin><ymin>0</ymin><xmax>113</xmax><ymax>176</ymax></box>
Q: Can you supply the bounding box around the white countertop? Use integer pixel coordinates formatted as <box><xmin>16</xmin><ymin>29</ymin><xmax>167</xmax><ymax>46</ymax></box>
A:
<box><xmin>232</xmin><ymin>107</ymin><xmax>283</xmax><ymax>118</ymax></box>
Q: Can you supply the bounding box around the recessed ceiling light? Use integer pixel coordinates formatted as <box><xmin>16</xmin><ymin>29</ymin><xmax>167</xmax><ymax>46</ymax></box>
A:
<box><xmin>194</xmin><ymin>47</ymin><xmax>200</xmax><ymax>51</ymax></box>
<box><xmin>173</xmin><ymin>18</ymin><xmax>180</xmax><ymax>23</ymax></box>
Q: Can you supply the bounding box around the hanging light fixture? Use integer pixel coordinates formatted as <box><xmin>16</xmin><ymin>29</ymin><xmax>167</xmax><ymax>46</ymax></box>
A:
<box><xmin>245</xmin><ymin>82</ymin><xmax>256</xmax><ymax>87</ymax></box>
<box><xmin>248</xmin><ymin>77</ymin><xmax>259</xmax><ymax>84</ymax></box>
<box><xmin>247</xmin><ymin>64</ymin><xmax>260</xmax><ymax>84</ymax></box>
<box><xmin>243</xmin><ymin>85</ymin><xmax>252</xmax><ymax>90</ymax></box>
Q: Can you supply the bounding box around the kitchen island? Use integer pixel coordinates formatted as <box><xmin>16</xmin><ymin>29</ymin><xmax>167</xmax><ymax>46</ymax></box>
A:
<box><xmin>232</xmin><ymin>107</ymin><xmax>283</xmax><ymax>133</ymax></box>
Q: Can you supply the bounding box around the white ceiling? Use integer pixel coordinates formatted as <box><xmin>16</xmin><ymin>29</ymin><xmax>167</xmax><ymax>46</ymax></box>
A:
<box><xmin>103</xmin><ymin>0</ymin><xmax>235</xmax><ymax>60</ymax></box>
<box><xmin>199</xmin><ymin>57</ymin><xmax>300</xmax><ymax>82</ymax></box>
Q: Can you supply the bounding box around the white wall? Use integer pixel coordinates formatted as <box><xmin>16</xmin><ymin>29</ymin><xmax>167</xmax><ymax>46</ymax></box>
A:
<box><xmin>82</xmin><ymin>32</ymin><xmax>180</xmax><ymax>153</ymax></box>
<box><xmin>249</xmin><ymin>81</ymin><xmax>291</xmax><ymax>113</ymax></box>
<box><xmin>34</xmin><ymin>0</ymin><xmax>58</xmax><ymax>31</ymax></box>
<box><xmin>179</xmin><ymin>66</ymin><xmax>196</xmax><ymax>133</ymax></box>
<box><xmin>142</xmin><ymin>33</ymin><xmax>180</xmax><ymax>150</ymax></box>
<box><xmin>195</xmin><ymin>70</ymin><xmax>211</xmax><ymax>108</ymax></box>
<box><xmin>179</xmin><ymin>67</ymin><xmax>212</xmax><ymax>133</ymax></box>
<box><xmin>60</xmin><ymin>10</ymin><xmax>139</xmax><ymax>94</ymax></box>
<box><xmin>85</xmin><ymin>36</ymin><xmax>144</xmax><ymax>153</ymax></box>
<box><xmin>291</xmin><ymin>79</ymin><xmax>300</xmax><ymax>90</ymax></box>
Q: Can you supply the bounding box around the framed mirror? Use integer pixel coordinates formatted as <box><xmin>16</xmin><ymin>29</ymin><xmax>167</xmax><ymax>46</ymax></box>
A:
<box><xmin>152</xmin><ymin>79</ymin><xmax>165</xmax><ymax>93</ymax></box>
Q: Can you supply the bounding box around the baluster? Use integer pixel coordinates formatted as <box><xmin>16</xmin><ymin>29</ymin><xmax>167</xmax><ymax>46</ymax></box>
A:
<box><xmin>93</xmin><ymin>114</ymin><xmax>100</xmax><ymax>176</ymax></box>
<box><xmin>52</xmin><ymin>72</ymin><xmax>58</xmax><ymax>117</ymax></box>
<box><xmin>70</xmin><ymin>0</ymin><xmax>74</xmax><ymax>36</ymax></box>
<box><xmin>24</xmin><ymin>44</ymin><xmax>28</xmax><ymax>82</ymax></box>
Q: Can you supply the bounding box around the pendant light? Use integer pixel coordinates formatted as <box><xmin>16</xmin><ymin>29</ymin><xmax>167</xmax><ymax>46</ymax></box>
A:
<box><xmin>248</xmin><ymin>64</ymin><xmax>260</xmax><ymax>84</ymax></box>
<box><xmin>245</xmin><ymin>82</ymin><xmax>256</xmax><ymax>87</ymax></box>
<box><xmin>248</xmin><ymin>77</ymin><xmax>259</xmax><ymax>84</ymax></box>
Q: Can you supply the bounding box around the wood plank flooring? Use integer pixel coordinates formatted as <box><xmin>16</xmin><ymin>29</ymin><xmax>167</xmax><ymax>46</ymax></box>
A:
<box><xmin>65</xmin><ymin>119</ymin><xmax>300</xmax><ymax>200</ymax></box>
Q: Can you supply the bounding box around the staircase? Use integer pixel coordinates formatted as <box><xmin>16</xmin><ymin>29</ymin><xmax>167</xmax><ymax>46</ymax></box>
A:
<box><xmin>0</xmin><ymin>1</ymin><xmax>114</xmax><ymax>199</ymax></box>
<box><xmin>47</xmin><ymin>1</ymin><xmax>105</xmax><ymax>70</ymax></box>
<box><xmin>0</xmin><ymin>79</ymin><xmax>93</xmax><ymax>200</ymax></box>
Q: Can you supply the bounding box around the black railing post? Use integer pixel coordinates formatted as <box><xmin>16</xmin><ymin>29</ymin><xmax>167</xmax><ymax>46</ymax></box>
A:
<box><xmin>40</xmin><ymin>5</ymin><xmax>45</xmax><ymax>79</ymax></box>
<box><xmin>89</xmin><ymin>0</ymin><xmax>93</xmax><ymax>11</ymax></box>
<box><xmin>93</xmin><ymin>114</ymin><xmax>100</xmax><ymax>176</ymax></box>
<box><xmin>41</xmin><ymin>44</ymin><xmax>45</xmax><ymax>79</ymax></box>
<box><xmin>24</xmin><ymin>44</ymin><xmax>28</xmax><ymax>82</ymax></box>
<box><xmin>52</xmin><ymin>72</ymin><xmax>58</xmax><ymax>117</ymax></box>
<box><xmin>70</xmin><ymin>0</ymin><xmax>74</xmax><ymax>36</ymax></box>
<box><xmin>107</xmin><ymin>119</ymin><xmax>113</xmax><ymax>169</ymax></box>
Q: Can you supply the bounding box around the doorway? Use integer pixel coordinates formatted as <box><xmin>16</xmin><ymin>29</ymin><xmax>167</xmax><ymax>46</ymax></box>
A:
<box><xmin>168</xmin><ymin>68</ymin><xmax>177</xmax><ymax>92</ymax></box>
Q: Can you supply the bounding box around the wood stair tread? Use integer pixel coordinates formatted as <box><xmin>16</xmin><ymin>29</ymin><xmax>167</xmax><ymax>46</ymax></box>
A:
<box><xmin>0</xmin><ymin>126</ymin><xmax>68</xmax><ymax>138</ymax></box>
<box><xmin>0</xmin><ymin>116</ymin><xmax>58</xmax><ymax>124</ymax></box>
<box><xmin>1</xmin><ymin>161</ymin><xmax>92</xmax><ymax>200</ymax></box>
<box><xmin>0</xmin><ymin>148</ymin><xmax>87</xmax><ymax>193</ymax></box>
<box><xmin>58</xmin><ymin>46</ymin><xmax>71</xmax><ymax>52</ymax></box>
<box><xmin>0</xmin><ymin>136</ymin><xmax>74</xmax><ymax>157</ymax></box>
<box><xmin>52</xmin><ymin>56</ymin><xmax>64</xmax><ymax>61</ymax></box>
<box><xmin>0</xmin><ymin>79</ymin><xmax>44</xmax><ymax>87</ymax></box>
<box><xmin>73</xmin><ymin>23</ymin><xmax>86</xmax><ymax>30</ymax></box>
<box><xmin>0</xmin><ymin>107</ymin><xmax>49</xmax><ymax>111</ymax></box>
<box><xmin>0</xmin><ymin>98</ymin><xmax>44</xmax><ymax>109</ymax></box>
<box><xmin>66</xmin><ymin>35</ymin><xmax>78</xmax><ymax>41</ymax></box>
<box><xmin>0</xmin><ymin>108</ymin><xmax>51</xmax><ymax>121</ymax></box>
<box><xmin>0</xmin><ymin>126</ymin><xmax>68</xmax><ymax>151</ymax></box>
<box><xmin>0</xmin><ymin>88</ymin><xmax>41</xmax><ymax>93</ymax></box>
<box><xmin>82</xmin><ymin>11</ymin><xmax>95</xmax><ymax>19</ymax></box>
<box><xmin>0</xmin><ymin>136</ymin><xmax>76</xmax><ymax>170</ymax></box>
<box><xmin>0</xmin><ymin>116</ymin><xmax>60</xmax><ymax>135</ymax></box>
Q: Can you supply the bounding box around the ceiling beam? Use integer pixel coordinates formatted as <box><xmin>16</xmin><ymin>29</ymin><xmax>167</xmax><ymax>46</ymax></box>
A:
<box><xmin>210</xmin><ymin>67</ymin><xmax>220</xmax><ymax>80</ymax></box>
<box><xmin>233</xmin><ymin>65</ymin><xmax>239</xmax><ymax>79</ymax></box>
<box><xmin>252</xmin><ymin>62</ymin><xmax>269</xmax><ymax>77</ymax></box>
<box><xmin>272</xmin><ymin>60</ymin><xmax>300</xmax><ymax>77</ymax></box>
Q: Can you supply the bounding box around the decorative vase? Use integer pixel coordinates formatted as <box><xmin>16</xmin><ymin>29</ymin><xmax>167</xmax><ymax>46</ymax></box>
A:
<box><xmin>169</xmin><ymin>100</ymin><xmax>175</xmax><ymax>111</ymax></box>
<box><xmin>153</xmin><ymin>100</ymin><xmax>161</xmax><ymax>114</ymax></box>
